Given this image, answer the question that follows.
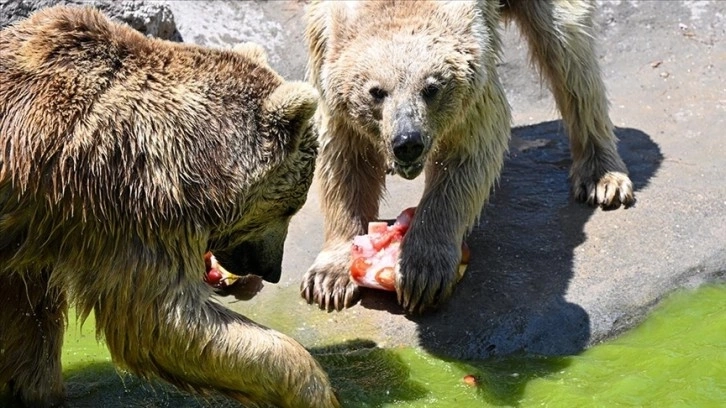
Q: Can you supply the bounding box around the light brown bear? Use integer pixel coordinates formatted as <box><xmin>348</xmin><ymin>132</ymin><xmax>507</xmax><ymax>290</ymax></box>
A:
<box><xmin>0</xmin><ymin>6</ymin><xmax>339</xmax><ymax>408</ymax></box>
<box><xmin>301</xmin><ymin>0</ymin><xmax>634</xmax><ymax>313</ymax></box>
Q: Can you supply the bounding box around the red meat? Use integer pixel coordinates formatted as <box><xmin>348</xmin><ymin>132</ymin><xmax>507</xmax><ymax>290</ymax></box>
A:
<box><xmin>350</xmin><ymin>207</ymin><xmax>469</xmax><ymax>291</ymax></box>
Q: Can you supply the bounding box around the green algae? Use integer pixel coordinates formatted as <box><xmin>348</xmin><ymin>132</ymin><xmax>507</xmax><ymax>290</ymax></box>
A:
<box><xmin>1</xmin><ymin>284</ymin><xmax>724</xmax><ymax>407</ymax></box>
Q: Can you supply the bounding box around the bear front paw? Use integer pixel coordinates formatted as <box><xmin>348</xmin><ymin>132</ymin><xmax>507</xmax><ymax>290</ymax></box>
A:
<box><xmin>301</xmin><ymin>248</ymin><xmax>360</xmax><ymax>311</ymax></box>
<box><xmin>572</xmin><ymin>170</ymin><xmax>635</xmax><ymax>209</ymax></box>
<box><xmin>396</xmin><ymin>241</ymin><xmax>461</xmax><ymax>314</ymax></box>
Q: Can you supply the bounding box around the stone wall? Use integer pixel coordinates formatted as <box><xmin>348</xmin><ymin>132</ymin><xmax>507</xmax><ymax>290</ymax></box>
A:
<box><xmin>0</xmin><ymin>0</ymin><xmax>181</xmax><ymax>41</ymax></box>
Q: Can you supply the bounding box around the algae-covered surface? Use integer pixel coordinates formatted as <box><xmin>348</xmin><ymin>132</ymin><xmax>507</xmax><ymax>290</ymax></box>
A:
<box><xmin>2</xmin><ymin>284</ymin><xmax>724</xmax><ymax>407</ymax></box>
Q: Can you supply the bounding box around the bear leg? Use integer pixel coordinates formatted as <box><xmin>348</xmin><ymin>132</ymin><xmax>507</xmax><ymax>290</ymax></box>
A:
<box><xmin>301</xmin><ymin>120</ymin><xmax>387</xmax><ymax>311</ymax></box>
<box><xmin>396</xmin><ymin>81</ymin><xmax>511</xmax><ymax>313</ymax></box>
<box><xmin>92</xmin><ymin>260</ymin><xmax>339</xmax><ymax>408</ymax></box>
<box><xmin>0</xmin><ymin>271</ymin><xmax>67</xmax><ymax>408</ymax></box>
<box><xmin>505</xmin><ymin>0</ymin><xmax>635</xmax><ymax>209</ymax></box>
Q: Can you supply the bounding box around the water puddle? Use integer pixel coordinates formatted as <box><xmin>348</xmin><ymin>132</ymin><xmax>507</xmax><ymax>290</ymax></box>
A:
<box><xmin>2</xmin><ymin>284</ymin><xmax>724</xmax><ymax>407</ymax></box>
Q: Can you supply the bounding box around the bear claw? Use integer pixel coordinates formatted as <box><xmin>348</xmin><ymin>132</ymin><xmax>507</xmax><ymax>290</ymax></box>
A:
<box><xmin>574</xmin><ymin>171</ymin><xmax>635</xmax><ymax>209</ymax></box>
<box><xmin>301</xmin><ymin>267</ymin><xmax>360</xmax><ymax>312</ymax></box>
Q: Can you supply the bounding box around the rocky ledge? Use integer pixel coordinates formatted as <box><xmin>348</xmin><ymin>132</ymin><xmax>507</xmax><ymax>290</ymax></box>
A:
<box><xmin>174</xmin><ymin>0</ymin><xmax>724</xmax><ymax>359</ymax></box>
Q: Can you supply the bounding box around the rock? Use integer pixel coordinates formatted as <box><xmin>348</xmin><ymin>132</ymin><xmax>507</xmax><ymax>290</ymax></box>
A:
<box><xmin>0</xmin><ymin>0</ymin><xmax>182</xmax><ymax>41</ymax></box>
<box><xmin>164</xmin><ymin>0</ymin><xmax>308</xmax><ymax>80</ymax></box>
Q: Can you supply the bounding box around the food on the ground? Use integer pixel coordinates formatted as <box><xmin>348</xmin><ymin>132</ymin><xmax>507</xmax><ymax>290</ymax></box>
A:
<box><xmin>350</xmin><ymin>207</ymin><xmax>470</xmax><ymax>291</ymax></box>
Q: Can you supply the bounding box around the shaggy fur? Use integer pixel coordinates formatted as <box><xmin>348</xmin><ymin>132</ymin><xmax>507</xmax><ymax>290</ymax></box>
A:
<box><xmin>301</xmin><ymin>0</ymin><xmax>634</xmax><ymax>313</ymax></box>
<box><xmin>0</xmin><ymin>6</ymin><xmax>339</xmax><ymax>408</ymax></box>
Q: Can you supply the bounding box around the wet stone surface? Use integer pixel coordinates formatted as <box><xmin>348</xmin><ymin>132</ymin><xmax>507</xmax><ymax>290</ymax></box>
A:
<box><xmin>163</xmin><ymin>0</ymin><xmax>725</xmax><ymax>358</ymax></box>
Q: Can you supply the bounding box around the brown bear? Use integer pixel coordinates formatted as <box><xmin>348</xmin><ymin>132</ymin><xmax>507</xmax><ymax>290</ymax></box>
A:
<box><xmin>0</xmin><ymin>6</ymin><xmax>339</xmax><ymax>408</ymax></box>
<box><xmin>301</xmin><ymin>0</ymin><xmax>635</xmax><ymax>313</ymax></box>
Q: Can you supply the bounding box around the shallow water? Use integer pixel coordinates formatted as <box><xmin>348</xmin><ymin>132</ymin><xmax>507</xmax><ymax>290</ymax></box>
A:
<box><xmin>2</xmin><ymin>284</ymin><xmax>724</xmax><ymax>407</ymax></box>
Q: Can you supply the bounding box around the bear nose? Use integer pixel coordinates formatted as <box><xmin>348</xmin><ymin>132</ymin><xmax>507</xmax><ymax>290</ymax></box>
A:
<box><xmin>392</xmin><ymin>131</ymin><xmax>425</xmax><ymax>164</ymax></box>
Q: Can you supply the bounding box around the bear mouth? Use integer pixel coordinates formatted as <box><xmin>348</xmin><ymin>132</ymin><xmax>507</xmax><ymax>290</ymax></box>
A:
<box><xmin>203</xmin><ymin>252</ymin><xmax>241</xmax><ymax>289</ymax></box>
<box><xmin>392</xmin><ymin>161</ymin><xmax>424</xmax><ymax>180</ymax></box>
<box><xmin>203</xmin><ymin>252</ymin><xmax>265</xmax><ymax>299</ymax></box>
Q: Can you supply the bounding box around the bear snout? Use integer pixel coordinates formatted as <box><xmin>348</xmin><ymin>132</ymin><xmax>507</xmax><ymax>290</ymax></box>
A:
<box><xmin>391</xmin><ymin>119</ymin><xmax>427</xmax><ymax>179</ymax></box>
<box><xmin>212</xmin><ymin>239</ymin><xmax>284</xmax><ymax>284</ymax></box>
<box><xmin>392</xmin><ymin>130</ymin><xmax>425</xmax><ymax>164</ymax></box>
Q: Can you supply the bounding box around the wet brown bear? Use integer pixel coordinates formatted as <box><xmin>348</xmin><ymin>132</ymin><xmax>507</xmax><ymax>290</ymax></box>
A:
<box><xmin>301</xmin><ymin>1</ymin><xmax>634</xmax><ymax>313</ymax></box>
<box><xmin>0</xmin><ymin>6</ymin><xmax>339</xmax><ymax>408</ymax></box>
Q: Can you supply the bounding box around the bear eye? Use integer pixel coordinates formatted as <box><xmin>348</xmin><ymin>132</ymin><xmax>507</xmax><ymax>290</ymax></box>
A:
<box><xmin>282</xmin><ymin>206</ymin><xmax>299</xmax><ymax>217</ymax></box>
<box><xmin>422</xmin><ymin>83</ymin><xmax>440</xmax><ymax>100</ymax></box>
<box><xmin>369</xmin><ymin>86</ymin><xmax>388</xmax><ymax>102</ymax></box>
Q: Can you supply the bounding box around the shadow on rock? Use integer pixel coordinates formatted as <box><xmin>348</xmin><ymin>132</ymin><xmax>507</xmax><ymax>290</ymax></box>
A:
<box><xmin>404</xmin><ymin>120</ymin><xmax>662</xmax><ymax>403</ymax></box>
<box><xmin>358</xmin><ymin>287</ymin><xmax>405</xmax><ymax>314</ymax></box>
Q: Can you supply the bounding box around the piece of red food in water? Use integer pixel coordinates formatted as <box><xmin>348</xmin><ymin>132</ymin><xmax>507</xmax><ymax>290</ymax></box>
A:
<box><xmin>463</xmin><ymin>374</ymin><xmax>478</xmax><ymax>386</ymax></box>
<box><xmin>350</xmin><ymin>207</ymin><xmax>469</xmax><ymax>291</ymax></box>
<box><xmin>203</xmin><ymin>251</ymin><xmax>242</xmax><ymax>289</ymax></box>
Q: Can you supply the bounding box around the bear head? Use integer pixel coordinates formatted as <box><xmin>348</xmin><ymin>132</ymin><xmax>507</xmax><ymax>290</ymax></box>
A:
<box><xmin>310</xmin><ymin>1</ymin><xmax>496</xmax><ymax>179</ymax></box>
<box><xmin>0</xmin><ymin>7</ymin><xmax>321</xmax><ymax>288</ymax></box>
<box><xmin>209</xmin><ymin>80</ymin><xmax>319</xmax><ymax>284</ymax></box>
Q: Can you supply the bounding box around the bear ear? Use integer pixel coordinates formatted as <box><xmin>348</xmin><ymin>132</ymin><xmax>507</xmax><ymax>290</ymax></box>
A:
<box><xmin>262</xmin><ymin>81</ymin><xmax>319</xmax><ymax>141</ymax></box>
<box><xmin>232</xmin><ymin>42</ymin><xmax>269</xmax><ymax>66</ymax></box>
<box><xmin>305</xmin><ymin>1</ymin><xmax>359</xmax><ymax>87</ymax></box>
